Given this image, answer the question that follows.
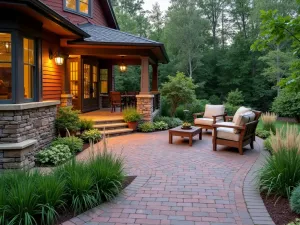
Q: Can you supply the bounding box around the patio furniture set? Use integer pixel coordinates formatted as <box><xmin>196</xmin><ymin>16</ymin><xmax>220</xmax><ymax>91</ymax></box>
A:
<box><xmin>169</xmin><ymin>105</ymin><xmax>261</xmax><ymax>155</ymax></box>
<box><xmin>110</xmin><ymin>91</ymin><xmax>138</xmax><ymax>112</ymax></box>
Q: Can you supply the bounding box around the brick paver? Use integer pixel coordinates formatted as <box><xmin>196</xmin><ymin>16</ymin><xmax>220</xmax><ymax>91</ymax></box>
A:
<box><xmin>63</xmin><ymin>131</ymin><xmax>267</xmax><ymax>225</ymax></box>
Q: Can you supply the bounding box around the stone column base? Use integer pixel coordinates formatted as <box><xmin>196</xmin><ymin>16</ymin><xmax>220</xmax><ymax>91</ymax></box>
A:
<box><xmin>60</xmin><ymin>94</ymin><xmax>73</xmax><ymax>107</ymax></box>
<box><xmin>136</xmin><ymin>94</ymin><xmax>154</xmax><ymax>122</ymax></box>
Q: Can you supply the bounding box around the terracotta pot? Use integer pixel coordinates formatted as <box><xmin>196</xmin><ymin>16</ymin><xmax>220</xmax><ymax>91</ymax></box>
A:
<box><xmin>127</xmin><ymin>121</ymin><xmax>138</xmax><ymax>131</ymax></box>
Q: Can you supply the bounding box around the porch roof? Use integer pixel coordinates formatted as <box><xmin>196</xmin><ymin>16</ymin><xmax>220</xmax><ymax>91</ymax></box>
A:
<box><xmin>67</xmin><ymin>23</ymin><xmax>169</xmax><ymax>64</ymax></box>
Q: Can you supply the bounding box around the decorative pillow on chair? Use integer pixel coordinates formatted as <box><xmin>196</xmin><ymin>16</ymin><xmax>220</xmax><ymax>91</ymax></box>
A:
<box><xmin>203</xmin><ymin>105</ymin><xmax>225</xmax><ymax>119</ymax></box>
<box><xmin>234</xmin><ymin>111</ymin><xmax>256</xmax><ymax>133</ymax></box>
<box><xmin>232</xmin><ymin>106</ymin><xmax>251</xmax><ymax>123</ymax></box>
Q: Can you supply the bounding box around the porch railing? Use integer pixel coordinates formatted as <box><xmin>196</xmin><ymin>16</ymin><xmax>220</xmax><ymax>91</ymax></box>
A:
<box><xmin>153</xmin><ymin>93</ymin><xmax>160</xmax><ymax>112</ymax></box>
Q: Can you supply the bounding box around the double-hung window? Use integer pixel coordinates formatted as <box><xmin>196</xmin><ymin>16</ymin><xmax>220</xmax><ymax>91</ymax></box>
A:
<box><xmin>65</xmin><ymin>0</ymin><xmax>91</xmax><ymax>16</ymax></box>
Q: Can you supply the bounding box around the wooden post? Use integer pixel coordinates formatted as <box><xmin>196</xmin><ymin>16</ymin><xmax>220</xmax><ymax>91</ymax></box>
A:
<box><xmin>152</xmin><ymin>64</ymin><xmax>158</xmax><ymax>92</ymax></box>
<box><xmin>140</xmin><ymin>56</ymin><xmax>150</xmax><ymax>94</ymax></box>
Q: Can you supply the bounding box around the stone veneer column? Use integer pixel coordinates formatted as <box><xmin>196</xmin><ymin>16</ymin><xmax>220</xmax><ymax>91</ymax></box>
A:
<box><xmin>60</xmin><ymin>94</ymin><xmax>73</xmax><ymax>107</ymax></box>
<box><xmin>136</xmin><ymin>95</ymin><xmax>154</xmax><ymax>122</ymax></box>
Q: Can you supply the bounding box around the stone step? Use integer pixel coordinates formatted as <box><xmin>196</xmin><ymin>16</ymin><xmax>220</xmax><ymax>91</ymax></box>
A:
<box><xmin>93</xmin><ymin>119</ymin><xmax>125</xmax><ymax>125</ymax></box>
<box><xmin>100</xmin><ymin>128</ymin><xmax>133</xmax><ymax>137</ymax></box>
<box><xmin>94</xmin><ymin>123</ymin><xmax>128</xmax><ymax>130</ymax></box>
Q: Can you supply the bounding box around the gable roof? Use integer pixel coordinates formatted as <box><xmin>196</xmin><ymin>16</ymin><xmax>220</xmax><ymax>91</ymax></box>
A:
<box><xmin>80</xmin><ymin>23</ymin><xmax>161</xmax><ymax>45</ymax></box>
<box><xmin>101</xmin><ymin>0</ymin><xmax>119</xmax><ymax>29</ymax></box>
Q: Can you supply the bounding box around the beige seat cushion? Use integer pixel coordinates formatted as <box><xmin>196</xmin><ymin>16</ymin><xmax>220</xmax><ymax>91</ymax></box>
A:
<box><xmin>203</xmin><ymin>105</ymin><xmax>225</xmax><ymax>119</ymax></box>
<box><xmin>233</xmin><ymin>106</ymin><xmax>251</xmax><ymax>123</ymax></box>
<box><xmin>234</xmin><ymin>111</ymin><xmax>256</xmax><ymax>133</ymax></box>
<box><xmin>213</xmin><ymin>122</ymin><xmax>240</xmax><ymax>142</ymax></box>
<box><xmin>194</xmin><ymin>118</ymin><xmax>223</xmax><ymax>126</ymax></box>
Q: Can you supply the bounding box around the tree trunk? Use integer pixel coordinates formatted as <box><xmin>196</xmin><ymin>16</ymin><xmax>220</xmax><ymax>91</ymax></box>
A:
<box><xmin>188</xmin><ymin>52</ymin><xmax>193</xmax><ymax>79</ymax></box>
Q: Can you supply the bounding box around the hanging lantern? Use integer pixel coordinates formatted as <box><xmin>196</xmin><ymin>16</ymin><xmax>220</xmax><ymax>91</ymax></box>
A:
<box><xmin>119</xmin><ymin>56</ymin><xmax>127</xmax><ymax>72</ymax></box>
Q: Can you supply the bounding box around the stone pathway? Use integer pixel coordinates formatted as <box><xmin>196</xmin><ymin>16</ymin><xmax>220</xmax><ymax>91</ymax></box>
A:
<box><xmin>63</xmin><ymin>131</ymin><xmax>273</xmax><ymax>225</ymax></box>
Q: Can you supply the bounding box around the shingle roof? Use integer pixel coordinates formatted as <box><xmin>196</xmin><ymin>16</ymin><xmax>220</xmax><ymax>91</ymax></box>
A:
<box><xmin>79</xmin><ymin>23</ymin><xmax>162</xmax><ymax>45</ymax></box>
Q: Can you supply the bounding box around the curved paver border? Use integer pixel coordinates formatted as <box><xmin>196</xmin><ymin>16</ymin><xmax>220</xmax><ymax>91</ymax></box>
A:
<box><xmin>243</xmin><ymin>139</ymin><xmax>275</xmax><ymax>225</ymax></box>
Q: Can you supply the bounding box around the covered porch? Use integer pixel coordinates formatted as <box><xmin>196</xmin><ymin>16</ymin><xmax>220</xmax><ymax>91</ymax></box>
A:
<box><xmin>60</xmin><ymin>23</ymin><xmax>168</xmax><ymax>121</ymax></box>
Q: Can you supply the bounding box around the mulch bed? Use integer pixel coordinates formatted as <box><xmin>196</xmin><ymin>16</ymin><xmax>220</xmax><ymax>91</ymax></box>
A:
<box><xmin>261</xmin><ymin>193</ymin><xmax>299</xmax><ymax>225</ymax></box>
<box><xmin>56</xmin><ymin>176</ymin><xmax>136</xmax><ymax>225</ymax></box>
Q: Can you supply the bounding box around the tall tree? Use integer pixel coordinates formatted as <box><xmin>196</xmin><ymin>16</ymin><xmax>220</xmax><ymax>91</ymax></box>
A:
<box><xmin>149</xmin><ymin>2</ymin><xmax>164</xmax><ymax>41</ymax></box>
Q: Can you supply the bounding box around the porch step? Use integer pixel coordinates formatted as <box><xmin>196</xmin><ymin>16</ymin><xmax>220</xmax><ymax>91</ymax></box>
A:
<box><xmin>93</xmin><ymin>119</ymin><xmax>125</xmax><ymax>125</ymax></box>
<box><xmin>100</xmin><ymin>128</ymin><xmax>133</xmax><ymax>137</ymax></box>
<box><xmin>94</xmin><ymin>123</ymin><xmax>128</xmax><ymax>130</ymax></box>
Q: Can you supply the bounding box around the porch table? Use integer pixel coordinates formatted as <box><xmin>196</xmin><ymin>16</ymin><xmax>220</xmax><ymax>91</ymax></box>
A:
<box><xmin>121</xmin><ymin>94</ymin><xmax>136</xmax><ymax>108</ymax></box>
<box><xmin>169</xmin><ymin>126</ymin><xmax>202</xmax><ymax>146</ymax></box>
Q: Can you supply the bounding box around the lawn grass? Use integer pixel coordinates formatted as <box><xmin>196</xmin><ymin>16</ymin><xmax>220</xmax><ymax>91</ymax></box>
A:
<box><xmin>257</xmin><ymin>120</ymin><xmax>300</xmax><ymax>131</ymax></box>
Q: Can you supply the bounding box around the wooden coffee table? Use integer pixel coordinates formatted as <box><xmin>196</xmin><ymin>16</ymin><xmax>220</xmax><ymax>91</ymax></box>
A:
<box><xmin>169</xmin><ymin>126</ymin><xmax>202</xmax><ymax>146</ymax></box>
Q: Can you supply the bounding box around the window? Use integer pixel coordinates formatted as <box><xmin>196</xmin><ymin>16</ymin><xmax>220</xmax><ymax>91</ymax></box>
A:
<box><xmin>0</xmin><ymin>33</ymin><xmax>12</xmax><ymax>100</ymax></box>
<box><xmin>100</xmin><ymin>69</ymin><xmax>108</xmax><ymax>94</ymax></box>
<box><xmin>70</xmin><ymin>61</ymin><xmax>79</xmax><ymax>99</ymax></box>
<box><xmin>92</xmin><ymin>66</ymin><xmax>97</xmax><ymax>98</ymax></box>
<box><xmin>65</xmin><ymin>0</ymin><xmax>91</xmax><ymax>16</ymax></box>
<box><xmin>23</xmin><ymin>38</ymin><xmax>35</xmax><ymax>99</ymax></box>
<box><xmin>83</xmin><ymin>64</ymin><xmax>90</xmax><ymax>99</ymax></box>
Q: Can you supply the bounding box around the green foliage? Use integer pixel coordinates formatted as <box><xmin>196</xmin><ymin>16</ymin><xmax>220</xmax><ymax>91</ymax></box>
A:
<box><xmin>224</xmin><ymin>103</ymin><xmax>239</xmax><ymax>116</ymax></box>
<box><xmin>209</xmin><ymin>95</ymin><xmax>221</xmax><ymax>104</ymax></box>
<box><xmin>226</xmin><ymin>89</ymin><xmax>244</xmax><ymax>106</ymax></box>
<box><xmin>160</xmin><ymin>96</ymin><xmax>171</xmax><ymax>117</ymax></box>
<box><xmin>290</xmin><ymin>185</ymin><xmax>300</xmax><ymax>214</ymax></box>
<box><xmin>264</xmin><ymin>138</ymin><xmax>273</xmax><ymax>152</ymax></box>
<box><xmin>36</xmin><ymin>144</ymin><xmax>72</xmax><ymax>165</ymax></box>
<box><xmin>79</xmin><ymin>119</ymin><xmax>94</xmax><ymax>132</ymax></box>
<box><xmin>161</xmin><ymin>72</ymin><xmax>198</xmax><ymax>117</ymax></box>
<box><xmin>288</xmin><ymin>218</ymin><xmax>300</xmax><ymax>225</ymax></box>
<box><xmin>82</xmin><ymin>129</ymin><xmax>102</xmax><ymax>143</ymax></box>
<box><xmin>153</xmin><ymin>121</ymin><xmax>168</xmax><ymax>130</ymax></box>
<box><xmin>87</xmin><ymin>152</ymin><xmax>125</xmax><ymax>201</ymax></box>
<box><xmin>51</xmin><ymin>136</ymin><xmax>83</xmax><ymax>154</ymax></box>
<box><xmin>175</xmin><ymin>99</ymin><xmax>210</xmax><ymax>122</ymax></box>
<box><xmin>272</xmin><ymin>90</ymin><xmax>300</xmax><ymax>122</ymax></box>
<box><xmin>262</xmin><ymin>123</ymin><xmax>276</xmax><ymax>134</ymax></box>
<box><xmin>123</xmin><ymin>107</ymin><xmax>142</xmax><ymax>122</ymax></box>
<box><xmin>55</xmin><ymin>107</ymin><xmax>80</xmax><ymax>132</ymax></box>
<box><xmin>139</xmin><ymin>122</ymin><xmax>155</xmax><ymax>132</ymax></box>
<box><xmin>256</xmin><ymin>129</ymin><xmax>271</xmax><ymax>139</ymax></box>
<box><xmin>154</xmin><ymin>116</ymin><xmax>182</xmax><ymax>128</ymax></box>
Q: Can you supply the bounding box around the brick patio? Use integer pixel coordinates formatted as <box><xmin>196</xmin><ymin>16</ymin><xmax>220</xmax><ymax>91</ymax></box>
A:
<box><xmin>63</xmin><ymin>131</ymin><xmax>270</xmax><ymax>225</ymax></box>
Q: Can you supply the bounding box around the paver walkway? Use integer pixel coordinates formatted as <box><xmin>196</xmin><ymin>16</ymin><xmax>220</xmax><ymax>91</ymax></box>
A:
<box><xmin>64</xmin><ymin>131</ymin><xmax>266</xmax><ymax>225</ymax></box>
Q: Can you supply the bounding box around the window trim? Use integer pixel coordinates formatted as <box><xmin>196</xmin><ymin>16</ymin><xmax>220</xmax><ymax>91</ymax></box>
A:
<box><xmin>63</xmin><ymin>0</ymin><xmax>93</xmax><ymax>18</ymax></box>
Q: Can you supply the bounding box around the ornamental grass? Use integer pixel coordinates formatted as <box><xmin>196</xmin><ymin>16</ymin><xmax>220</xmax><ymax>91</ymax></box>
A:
<box><xmin>261</xmin><ymin>112</ymin><xmax>277</xmax><ymax>133</ymax></box>
<box><xmin>258</xmin><ymin>125</ymin><xmax>300</xmax><ymax>198</ymax></box>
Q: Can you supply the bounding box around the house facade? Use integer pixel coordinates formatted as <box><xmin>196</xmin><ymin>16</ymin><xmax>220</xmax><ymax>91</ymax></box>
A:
<box><xmin>0</xmin><ymin>0</ymin><xmax>168</xmax><ymax>169</ymax></box>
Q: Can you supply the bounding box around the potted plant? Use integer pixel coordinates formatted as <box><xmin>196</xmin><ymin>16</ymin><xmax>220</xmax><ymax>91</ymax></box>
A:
<box><xmin>55</xmin><ymin>106</ymin><xmax>80</xmax><ymax>137</ymax></box>
<box><xmin>123</xmin><ymin>107</ymin><xmax>142</xmax><ymax>131</ymax></box>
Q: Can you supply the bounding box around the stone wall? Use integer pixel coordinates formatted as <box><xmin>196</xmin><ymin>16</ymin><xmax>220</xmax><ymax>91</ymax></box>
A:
<box><xmin>0</xmin><ymin>101</ymin><xmax>59</xmax><ymax>168</ymax></box>
<box><xmin>136</xmin><ymin>95</ymin><xmax>154</xmax><ymax>122</ymax></box>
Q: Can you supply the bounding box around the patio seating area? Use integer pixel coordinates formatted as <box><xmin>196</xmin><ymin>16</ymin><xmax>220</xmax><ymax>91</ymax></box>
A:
<box><xmin>66</xmin><ymin>131</ymin><xmax>271</xmax><ymax>225</ymax></box>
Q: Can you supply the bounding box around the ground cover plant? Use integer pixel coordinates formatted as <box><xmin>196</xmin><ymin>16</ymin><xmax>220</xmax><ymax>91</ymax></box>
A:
<box><xmin>0</xmin><ymin>149</ymin><xmax>125</xmax><ymax>225</ymax></box>
<box><xmin>51</xmin><ymin>136</ymin><xmax>84</xmax><ymax>154</ymax></box>
<box><xmin>154</xmin><ymin>116</ymin><xmax>182</xmax><ymax>128</ymax></box>
<box><xmin>36</xmin><ymin>144</ymin><xmax>72</xmax><ymax>166</ymax></box>
<box><xmin>139</xmin><ymin>122</ymin><xmax>155</xmax><ymax>132</ymax></box>
<box><xmin>290</xmin><ymin>185</ymin><xmax>300</xmax><ymax>214</ymax></box>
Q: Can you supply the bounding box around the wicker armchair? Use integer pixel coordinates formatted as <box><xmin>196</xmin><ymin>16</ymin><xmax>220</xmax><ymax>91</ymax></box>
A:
<box><xmin>212</xmin><ymin>108</ymin><xmax>261</xmax><ymax>155</ymax></box>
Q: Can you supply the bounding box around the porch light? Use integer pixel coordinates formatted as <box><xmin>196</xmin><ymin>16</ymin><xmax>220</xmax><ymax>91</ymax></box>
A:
<box><xmin>49</xmin><ymin>49</ymin><xmax>64</xmax><ymax>66</ymax></box>
<box><xmin>119</xmin><ymin>56</ymin><xmax>127</xmax><ymax>73</ymax></box>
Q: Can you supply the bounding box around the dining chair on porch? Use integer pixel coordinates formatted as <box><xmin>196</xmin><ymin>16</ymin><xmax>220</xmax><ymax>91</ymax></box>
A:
<box><xmin>126</xmin><ymin>91</ymin><xmax>137</xmax><ymax>108</ymax></box>
<box><xmin>110</xmin><ymin>92</ymin><xmax>124</xmax><ymax>113</ymax></box>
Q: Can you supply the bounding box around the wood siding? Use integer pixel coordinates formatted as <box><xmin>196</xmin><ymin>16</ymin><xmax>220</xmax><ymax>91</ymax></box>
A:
<box><xmin>42</xmin><ymin>39</ymin><xmax>64</xmax><ymax>101</ymax></box>
<box><xmin>40</xmin><ymin>0</ymin><xmax>109</xmax><ymax>27</ymax></box>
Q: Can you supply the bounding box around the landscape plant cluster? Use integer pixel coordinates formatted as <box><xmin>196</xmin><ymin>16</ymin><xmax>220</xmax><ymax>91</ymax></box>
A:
<box><xmin>138</xmin><ymin>116</ymin><xmax>182</xmax><ymax>133</ymax></box>
<box><xmin>257</xmin><ymin>125</ymin><xmax>300</xmax><ymax>215</ymax></box>
<box><xmin>0</xmin><ymin>151</ymin><xmax>125</xmax><ymax>225</ymax></box>
<box><xmin>37</xmin><ymin>107</ymin><xmax>101</xmax><ymax>166</ymax></box>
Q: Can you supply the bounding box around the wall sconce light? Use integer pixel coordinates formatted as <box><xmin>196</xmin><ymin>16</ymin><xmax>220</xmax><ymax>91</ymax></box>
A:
<box><xmin>49</xmin><ymin>49</ymin><xmax>64</xmax><ymax>66</ymax></box>
<box><xmin>119</xmin><ymin>56</ymin><xmax>127</xmax><ymax>73</ymax></box>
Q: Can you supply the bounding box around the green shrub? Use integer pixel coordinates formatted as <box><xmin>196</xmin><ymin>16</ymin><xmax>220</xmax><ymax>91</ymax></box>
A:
<box><xmin>154</xmin><ymin>116</ymin><xmax>182</xmax><ymax>128</ymax></box>
<box><xmin>290</xmin><ymin>185</ymin><xmax>300</xmax><ymax>214</ymax></box>
<box><xmin>139</xmin><ymin>122</ymin><xmax>155</xmax><ymax>132</ymax></box>
<box><xmin>82</xmin><ymin>129</ymin><xmax>102</xmax><ymax>143</ymax></box>
<box><xmin>160</xmin><ymin>96</ymin><xmax>171</xmax><ymax>117</ymax></box>
<box><xmin>36</xmin><ymin>174</ymin><xmax>65</xmax><ymax>225</ymax></box>
<box><xmin>36</xmin><ymin>144</ymin><xmax>72</xmax><ymax>165</ymax></box>
<box><xmin>256</xmin><ymin>129</ymin><xmax>271</xmax><ymax>139</ymax></box>
<box><xmin>288</xmin><ymin>218</ymin><xmax>300</xmax><ymax>225</ymax></box>
<box><xmin>87</xmin><ymin>151</ymin><xmax>125</xmax><ymax>201</ymax></box>
<box><xmin>123</xmin><ymin>107</ymin><xmax>142</xmax><ymax>122</ymax></box>
<box><xmin>225</xmin><ymin>103</ymin><xmax>239</xmax><ymax>116</ymax></box>
<box><xmin>79</xmin><ymin>119</ymin><xmax>94</xmax><ymax>132</ymax></box>
<box><xmin>264</xmin><ymin>138</ymin><xmax>272</xmax><ymax>152</ymax></box>
<box><xmin>55</xmin><ymin>107</ymin><xmax>80</xmax><ymax>132</ymax></box>
<box><xmin>272</xmin><ymin>90</ymin><xmax>300</xmax><ymax>123</ymax></box>
<box><xmin>209</xmin><ymin>95</ymin><xmax>221</xmax><ymax>104</ymax></box>
<box><xmin>154</xmin><ymin>121</ymin><xmax>168</xmax><ymax>130</ymax></box>
<box><xmin>55</xmin><ymin>161</ymin><xmax>98</xmax><ymax>214</ymax></box>
<box><xmin>175</xmin><ymin>99</ymin><xmax>210</xmax><ymax>122</ymax></box>
<box><xmin>226</xmin><ymin>89</ymin><xmax>244</xmax><ymax>106</ymax></box>
<box><xmin>257</xmin><ymin>126</ymin><xmax>300</xmax><ymax>197</ymax></box>
<box><xmin>51</xmin><ymin>136</ymin><xmax>84</xmax><ymax>153</ymax></box>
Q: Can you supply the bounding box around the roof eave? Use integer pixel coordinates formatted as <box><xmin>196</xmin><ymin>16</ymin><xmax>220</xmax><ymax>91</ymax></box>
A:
<box><xmin>0</xmin><ymin>0</ymin><xmax>90</xmax><ymax>38</ymax></box>
<box><xmin>106</xmin><ymin>0</ymin><xmax>119</xmax><ymax>30</ymax></box>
